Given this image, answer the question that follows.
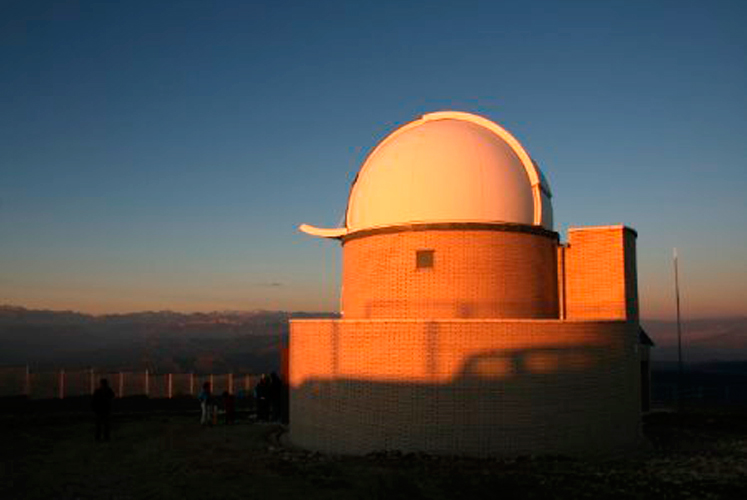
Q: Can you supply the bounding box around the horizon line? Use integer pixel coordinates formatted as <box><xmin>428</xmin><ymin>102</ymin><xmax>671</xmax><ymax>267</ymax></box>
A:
<box><xmin>1</xmin><ymin>303</ymin><xmax>743</xmax><ymax>322</ymax></box>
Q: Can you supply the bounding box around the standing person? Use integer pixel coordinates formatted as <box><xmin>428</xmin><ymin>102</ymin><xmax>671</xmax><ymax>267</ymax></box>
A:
<box><xmin>92</xmin><ymin>378</ymin><xmax>115</xmax><ymax>442</ymax></box>
<box><xmin>212</xmin><ymin>392</ymin><xmax>219</xmax><ymax>426</ymax></box>
<box><xmin>280</xmin><ymin>374</ymin><xmax>290</xmax><ymax>425</ymax></box>
<box><xmin>255</xmin><ymin>374</ymin><xmax>270</xmax><ymax>422</ymax></box>
<box><xmin>237</xmin><ymin>387</ymin><xmax>246</xmax><ymax>420</ymax></box>
<box><xmin>269</xmin><ymin>372</ymin><xmax>283</xmax><ymax>422</ymax></box>
<box><xmin>198</xmin><ymin>382</ymin><xmax>212</xmax><ymax>426</ymax></box>
<box><xmin>223</xmin><ymin>391</ymin><xmax>236</xmax><ymax>425</ymax></box>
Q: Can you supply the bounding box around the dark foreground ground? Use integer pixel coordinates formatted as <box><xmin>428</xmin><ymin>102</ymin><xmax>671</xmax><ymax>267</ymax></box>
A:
<box><xmin>2</xmin><ymin>409</ymin><xmax>747</xmax><ymax>500</ymax></box>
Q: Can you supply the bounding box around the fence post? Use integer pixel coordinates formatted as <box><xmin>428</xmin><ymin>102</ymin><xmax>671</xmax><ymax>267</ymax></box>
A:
<box><xmin>25</xmin><ymin>365</ymin><xmax>30</xmax><ymax>397</ymax></box>
<box><xmin>145</xmin><ymin>369</ymin><xmax>149</xmax><ymax>397</ymax></box>
<box><xmin>89</xmin><ymin>368</ymin><xmax>95</xmax><ymax>395</ymax></box>
<box><xmin>119</xmin><ymin>371</ymin><xmax>124</xmax><ymax>397</ymax></box>
<box><xmin>190</xmin><ymin>373</ymin><xmax>194</xmax><ymax>396</ymax></box>
<box><xmin>168</xmin><ymin>373</ymin><xmax>173</xmax><ymax>399</ymax></box>
<box><xmin>229</xmin><ymin>373</ymin><xmax>233</xmax><ymax>394</ymax></box>
<box><xmin>59</xmin><ymin>369</ymin><xmax>65</xmax><ymax>399</ymax></box>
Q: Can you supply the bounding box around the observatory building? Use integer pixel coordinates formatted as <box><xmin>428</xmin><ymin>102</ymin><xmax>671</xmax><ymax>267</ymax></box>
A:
<box><xmin>291</xmin><ymin>111</ymin><xmax>643</xmax><ymax>456</ymax></box>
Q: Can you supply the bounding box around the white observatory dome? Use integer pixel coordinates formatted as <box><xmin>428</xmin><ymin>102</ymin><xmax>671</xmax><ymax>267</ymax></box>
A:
<box><xmin>301</xmin><ymin>111</ymin><xmax>553</xmax><ymax>238</ymax></box>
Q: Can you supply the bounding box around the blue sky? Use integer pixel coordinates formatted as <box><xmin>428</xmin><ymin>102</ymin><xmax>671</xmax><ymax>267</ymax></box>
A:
<box><xmin>1</xmin><ymin>0</ymin><xmax>745</xmax><ymax>318</ymax></box>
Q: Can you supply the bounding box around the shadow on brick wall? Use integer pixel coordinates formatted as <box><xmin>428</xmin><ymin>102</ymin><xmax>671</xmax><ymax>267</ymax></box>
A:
<box><xmin>289</xmin><ymin>343</ymin><xmax>640</xmax><ymax>457</ymax></box>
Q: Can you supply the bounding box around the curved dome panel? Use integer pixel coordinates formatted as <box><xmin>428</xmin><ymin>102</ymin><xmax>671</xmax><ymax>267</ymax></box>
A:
<box><xmin>300</xmin><ymin>111</ymin><xmax>553</xmax><ymax>238</ymax></box>
<box><xmin>347</xmin><ymin>118</ymin><xmax>537</xmax><ymax>230</ymax></box>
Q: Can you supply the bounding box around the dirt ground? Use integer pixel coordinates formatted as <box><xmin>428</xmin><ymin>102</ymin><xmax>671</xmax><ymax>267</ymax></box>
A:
<box><xmin>2</xmin><ymin>410</ymin><xmax>747</xmax><ymax>500</ymax></box>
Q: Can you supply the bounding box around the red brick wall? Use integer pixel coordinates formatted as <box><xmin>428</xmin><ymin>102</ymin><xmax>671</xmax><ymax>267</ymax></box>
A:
<box><xmin>342</xmin><ymin>228</ymin><xmax>560</xmax><ymax>319</ymax></box>
<box><xmin>564</xmin><ymin>226</ymin><xmax>638</xmax><ymax>320</ymax></box>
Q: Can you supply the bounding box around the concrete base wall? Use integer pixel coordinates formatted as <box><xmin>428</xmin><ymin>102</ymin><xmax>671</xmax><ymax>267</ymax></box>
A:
<box><xmin>289</xmin><ymin>319</ymin><xmax>641</xmax><ymax>457</ymax></box>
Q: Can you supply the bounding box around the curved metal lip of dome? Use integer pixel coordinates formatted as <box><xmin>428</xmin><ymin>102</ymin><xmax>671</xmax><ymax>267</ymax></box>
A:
<box><xmin>300</xmin><ymin>111</ymin><xmax>550</xmax><ymax>239</ymax></box>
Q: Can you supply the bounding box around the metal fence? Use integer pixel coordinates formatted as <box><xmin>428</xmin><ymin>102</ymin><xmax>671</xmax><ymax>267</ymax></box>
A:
<box><xmin>0</xmin><ymin>365</ymin><xmax>260</xmax><ymax>400</ymax></box>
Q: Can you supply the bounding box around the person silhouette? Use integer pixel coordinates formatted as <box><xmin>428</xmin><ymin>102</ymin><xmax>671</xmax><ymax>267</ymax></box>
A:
<box><xmin>269</xmin><ymin>372</ymin><xmax>283</xmax><ymax>422</ymax></box>
<box><xmin>92</xmin><ymin>378</ymin><xmax>115</xmax><ymax>442</ymax></box>
<box><xmin>222</xmin><ymin>391</ymin><xmax>236</xmax><ymax>425</ymax></box>
<box><xmin>255</xmin><ymin>374</ymin><xmax>270</xmax><ymax>422</ymax></box>
<box><xmin>198</xmin><ymin>382</ymin><xmax>212</xmax><ymax>426</ymax></box>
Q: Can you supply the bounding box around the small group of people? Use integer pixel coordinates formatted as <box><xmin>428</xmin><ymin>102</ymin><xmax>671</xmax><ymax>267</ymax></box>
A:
<box><xmin>254</xmin><ymin>372</ymin><xmax>285</xmax><ymax>423</ymax></box>
<box><xmin>198</xmin><ymin>382</ymin><xmax>236</xmax><ymax>426</ymax></box>
<box><xmin>90</xmin><ymin>373</ymin><xmax>287</xmax><ymax>436</ymax></box>
<box><xmin>198</xmin><ymin>372</ymin><xmax>286</xmax><ymax>425</ymax></box>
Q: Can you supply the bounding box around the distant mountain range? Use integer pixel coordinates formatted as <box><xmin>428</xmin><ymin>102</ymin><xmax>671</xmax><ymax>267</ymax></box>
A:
<box><xmin>642</xmin><ymin>316</ymin><xmax>747</xmax><ymax>364</ymax></box>
<box><xmin>1</xmin><ymin>305</ymin><xmax>744</xmax><ymax>372</ymax></box>
<box><xmin>0</xmin><ymin>305</ymin><xmax>337</xmax><ymax>374</ymax></box>
<box><xmin>0</xmin><ymin>305</ymin><xmax>334</xmax><ymax>325</ymax></box>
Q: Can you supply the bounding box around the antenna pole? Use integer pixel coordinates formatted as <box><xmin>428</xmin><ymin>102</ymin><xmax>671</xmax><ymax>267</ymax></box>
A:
<box><xmin>674</xmin><ymin>248</ymin><xmax>683</xmax><ymax>406</ymax></box>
